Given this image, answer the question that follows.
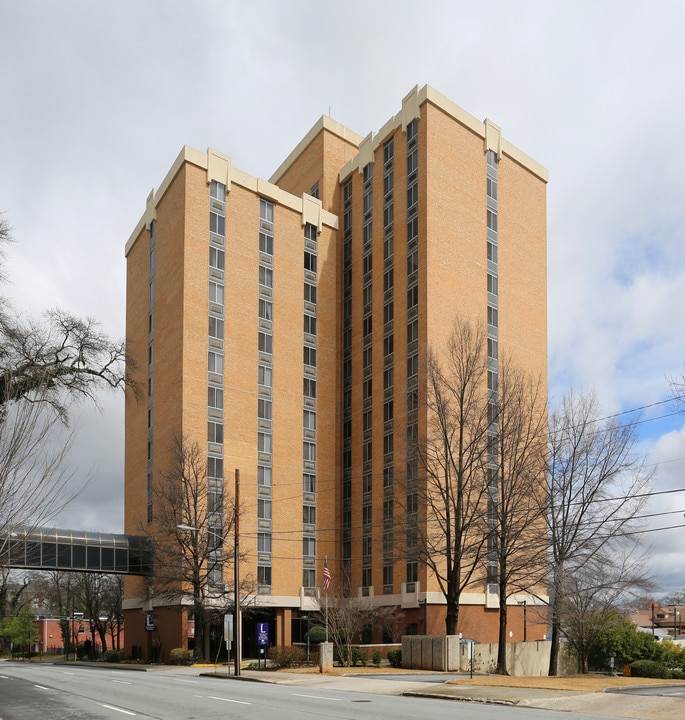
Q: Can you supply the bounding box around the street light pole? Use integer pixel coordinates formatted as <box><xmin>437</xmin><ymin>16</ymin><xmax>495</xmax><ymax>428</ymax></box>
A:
<box><xmin>233</xmin><ymin>468</ymin><xmax>241</xmax><ymax>677</ymax></box>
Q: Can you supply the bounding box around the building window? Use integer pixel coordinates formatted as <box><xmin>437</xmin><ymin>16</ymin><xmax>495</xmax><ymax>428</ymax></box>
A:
<box><xmin>303</xmin><ymin>345</ymin><xmax>316</xmax><ymax>366</ymax></box>
<box><xmin>363</xmin><ymin>441</ymin><xmax>373</xmax><ymax>463</ymax></box>
<box><xmin>362</xmin><ymin>567</ymin><xmax>372</xmax><ymax>587</ymax></box>
<box><xmin>303</xmin><ymin>409</ymin><xmax>316</xmax><ymax>430</ymax></box>
<box><xmin>258</xmin><ymin>398</ymin><xmax>272</xmax><ymax>420</ymax></box>
<box><xmin>210</xmin><ymin>212</ymin><xmax>225</xmax><ymax>236</ymax></box>
<box><xmin>384</xmin><ymin>267</ymin><xmax>394</xmax><ymax>292</ymax></box>
<box><xmin>488</xmin><ymin>305</ymin><xmax>498</xmax><ymax>328</ymax></box>
<box><xmin>303</xmin><ymin>505</ymin><xmax>316</xmax><ymax>524</ymax></box>
<box><xmin>258</xmin><ymin>332</ymin><xmax>272</xmax><ymax>354</ymax></box>
<box><xmin>258</xmin><ymin>432</ymin><xmax>272</xmax><ymax>453</ymax></box>
<box><xmin>383</xmin><ymin>434</ymin><xmax>393</xmax><ymax>455</ymax></box>
<box><xmin>209</xmin><ymin>281</ymin><xmax>224</xmax><ymax>306</ymax></box>
<box><xmin>208</xmin><ymin>350</ymin><xmax>223</xmax><ymax>375</ymax></box>
<box><xmin>258</xmin><ymin>532</ymin><xmax>272</xmax><ymax>553</ymax></box>
<box><xmin>258</xmin><ymin>499</ymin><xmax>272</xmax><ymax>520</ymax></box>
<box><xmin>258</xmin><ymin>465</ymin><xmax>271</xmax><ymax>486</ymax></box>
<box><xmin>258</xmin><ymin>364</ymin><xmax>272</xmax><ymax>387</ymax></box>
<box><xmin>258</xmin><ymin>565</ymin><xmax>272</xmax><ymax>586</ymax></box>
<box><xmin>363</xmin><ymin>378</ymin><xmax>372</xmax><ymax>399</ymax></box>
<box><xmin>407</xmin><ymin>319</ymin><xmax>418</xmax><ymax>343</ymax></box>
<box><xmin>303</xmin><ymin>568</ymin><xmax>316</xmax><ymax>588</ymax></box>
<box><xmin>407</xmin><ymin>285</ymin><xmax>418</xmax><ymax>309</ymax></box>
<box><xmin>303</xmin><ymin>473</ymin><xmax>316</xmax><ymax>492</ymax></box>
<box><xmin>304</xmin><ymin>314</ymin><xmax>317</xmax><ymax>335</ymax></box>
<box><xmin>383</xmin><ymin>367</ymin><xmax>393</xmax><ymax>390</ymax></box>
<box><xmin>304</xmin><ymin>282</ymin><xmax>317</xmax><ymax>304</ymax></box>
<box><xmin>303</xmin><ymin>537</ymin><xmax>316</xmax><ymax>557</ymax></box>
<box><xmin>407</xmin><ymin>249</ymin><xmax>418</xmax><ymax>275</ymax></box>
<box><xmin>207</xmin><ymin>457</ymin><xmax>223</xmax><ymax>479</ymax></box>
<box><xmin>260</xmin><ymin>198</ymin><xmax>274</xmax><ymax>224</ymax></box>
<box><xmin>259</xmin><ymin>298</ymin><xmax>273</xmax><ymax>321</ymax></box>
<box><xmin>384</xmin><ymin>399</ymin><xmax>393</xmax><ymax>422</ymax></box>
<box><xmin>487</xmin><ymin>273</ymin><xmax>498</xmax><ymax>296</ymax></box>
<box><xmin>209</xmin><ymin>246</ymin><xmax>225</xmax><ymax>270</ymax></box>
<box><xmin>208</xmin><ymin>316</ymin><xmax>224</xmax><ymax>339</ymax></box>
<box><xmin>208</xmin><ymin>386</ymin><xmax>223</xmax><ymax>409</ymax></box>
<box><xmin>304</xmin><ymin>251</ymin><xmax>317</xmax><ymax>273</ymax></box>
<box><xmin>259</xmin><ymin>266</ymin><xmax>273</xmax><ymax>288</ymax></box>
<box><xmin>303</xmin><ymin>441</ymin><xmax>316</xmax><ymax>461</ymax></box>
<box><xmin>259</xmin><ymin>232</ymin><xmax>273</xmax><ymax>255</ymax></box>
<box><xmin>208</xmin><ymin>421</ymin><xmax>223</xmax><ymax>444</ymax></box>
<box><xmin>407</xmin><ymin>353</ymin><xmax>418</xmax><ymax>377</ymax></box>
<box><xmin>303</xmin><ymin>378</ymin><xmax>316</xmax><ymax>398</ymax></box>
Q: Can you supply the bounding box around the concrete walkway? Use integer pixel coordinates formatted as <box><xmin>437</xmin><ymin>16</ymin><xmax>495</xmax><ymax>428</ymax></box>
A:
<box><xmin>187</xmin><ymin>666</ymin><xmax>685</xmax><ymax>720</ymax></box>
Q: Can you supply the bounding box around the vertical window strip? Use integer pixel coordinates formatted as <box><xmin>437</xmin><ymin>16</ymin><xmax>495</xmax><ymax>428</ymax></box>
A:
<box><xmin>303</xmin><ymin>223</ymin><xmax>318</xmax><ymax>589</ymax></box>
<box><xmin>405</xmin><ymin>120</ymin><xmax>420</xmax><ymax>584</ymax></box>
<box><xmin>257</xmin><ymin>198</ymin><xmax>274</xmax><ymax>591</ymax></box>
<box><xmin>485</xmin><ymin>150</ymin><xmax>499</xmax><ymax>585</ymax></box>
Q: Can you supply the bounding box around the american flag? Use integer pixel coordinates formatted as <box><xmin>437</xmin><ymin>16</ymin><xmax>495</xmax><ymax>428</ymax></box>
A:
<box><xmin>323</xmin><ymin>557</ymin><xmax>331</xmax><ymax>592</ymax></box>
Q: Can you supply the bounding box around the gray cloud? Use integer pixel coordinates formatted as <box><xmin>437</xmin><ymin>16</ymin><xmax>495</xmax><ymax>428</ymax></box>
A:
<box><xmin>2</xmin><ymin>0</ymin><xmax>684</xmax><ymax>595</ymax></box>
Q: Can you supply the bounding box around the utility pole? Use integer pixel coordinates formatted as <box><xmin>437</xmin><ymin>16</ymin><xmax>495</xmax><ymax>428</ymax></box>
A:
<box><xmin>233</xmin><ymin>468</ymin><xmax>241</xmax><ymax>677</ymax></box>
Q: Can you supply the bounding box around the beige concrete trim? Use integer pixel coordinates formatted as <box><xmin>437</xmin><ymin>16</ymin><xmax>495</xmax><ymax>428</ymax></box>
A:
<box><xmin>207</xmin><ymin>148</ymin><xmax>231</xmax><ymax>191</ymax></box>
<box><xmin>126</xmin><ymin>145</ymin><xmax>339</xmax><ymax>256</ymax></box>
<box><xmin>338</xmin><ymin>84</ymin><xmax>548</xmax><ymax>184</ymax></box>
<box><xmin>400</xmin><ymin>84</ymin><xmax>422</xmax><ymax>131</ymax></box>
<box><xmin>501</xmin><ymin>138</ymin><xmax>548</xmax><ymax>181</ymax></box>
<box><xmin>484</xmin><ymin>118</ymin><xmax>503</xmax><ymax>159</ymax></box>
<box><xmin>269</xmin><ymin>115</ymin><xmax>363</xmax><ymax>185</ymax></box>
<box><xmin>302</xmin><ymin>193</ymin><xmax>323</xmax><ymax>231</ymax></box>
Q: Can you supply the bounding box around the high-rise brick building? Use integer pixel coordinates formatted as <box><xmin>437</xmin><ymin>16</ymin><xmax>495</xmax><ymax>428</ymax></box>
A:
<box><xmin>123</xmin><ymin>85</ymin><xmax>547</xmax><ymax>661</ymax></box>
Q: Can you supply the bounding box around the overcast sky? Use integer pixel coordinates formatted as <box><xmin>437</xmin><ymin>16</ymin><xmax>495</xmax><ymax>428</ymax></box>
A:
<box><xmin>2</xmin><ymin>1</ymin><xmax>684</xmax><ymax>597</ymax></box>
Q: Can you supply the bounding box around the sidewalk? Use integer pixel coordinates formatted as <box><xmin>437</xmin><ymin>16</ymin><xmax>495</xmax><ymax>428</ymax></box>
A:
<box><xmin>192</xmin><ymin>666</ymin><xmax>685</xmax><ymax>719</ymax></box>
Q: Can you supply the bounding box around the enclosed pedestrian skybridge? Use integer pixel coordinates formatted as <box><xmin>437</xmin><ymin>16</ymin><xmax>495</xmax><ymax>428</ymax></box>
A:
<box><xmin>1</xmin><ymin>527</ymin><xmax>153</xmax><ymax>575</ymax></box>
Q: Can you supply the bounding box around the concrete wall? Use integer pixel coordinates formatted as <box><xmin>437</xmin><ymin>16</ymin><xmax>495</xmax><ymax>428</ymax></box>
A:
<box><xmin>403</xmin><ymin>635</ymin><xmax>578</xmax><ymax>676</ymax></box>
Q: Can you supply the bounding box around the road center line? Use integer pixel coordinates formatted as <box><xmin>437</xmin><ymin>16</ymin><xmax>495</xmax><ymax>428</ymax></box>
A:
<box><xmin>208</xmin><ymin>696</ymin><xmax>251</xmax><ymax>705</ymax></box>
<box><xmin>34</xmin><ymin>685</ymin><xmax>50</xmax><ymax>690</ymax></box>
<box><xmin>99</xmin><ymin>703</ymin><xmax>136</xmax><ymax>716</ymax></box>
<box><xmin>112</xmin><ymin>679</ymin><xmax>132</xmax><ymax>685</ymax></box>
<box><xmin>292</xmin><ymin>693</ymin><xmax>343</xmax><ymax>702</ymax></box>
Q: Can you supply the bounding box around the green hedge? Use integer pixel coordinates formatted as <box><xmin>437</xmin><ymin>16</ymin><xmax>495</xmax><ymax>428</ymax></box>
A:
<box><xmin>387</xmin><ymin>649</ymin><xmax>402</xmax><ymax>668</ymax></box>
<box><xmin>170</xmin><ymin>648</ymin><xmax>194</xmax><ymax>666</ymax></box>
<box><xmin>630</xmin><ymin>659</ymin><xmax>670</xmax><ymax>679</ymax></box>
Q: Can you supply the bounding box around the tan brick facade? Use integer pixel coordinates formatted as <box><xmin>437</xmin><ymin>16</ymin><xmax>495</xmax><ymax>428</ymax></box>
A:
<box><xmin>124</xmin><ymin>85</ymin><xmax>547</xmax><ymax>658</ymax></box>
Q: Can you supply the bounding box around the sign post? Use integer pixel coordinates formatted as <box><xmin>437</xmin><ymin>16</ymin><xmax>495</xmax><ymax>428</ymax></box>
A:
<box><xmin>257</xmin><ymin>622</ymin><xmax>269</xmax><ymax>669</ymax></box>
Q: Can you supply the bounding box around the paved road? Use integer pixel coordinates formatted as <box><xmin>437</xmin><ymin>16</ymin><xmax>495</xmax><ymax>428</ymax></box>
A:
<box><xmin>0</xmin><ymin>662</ymin><xmax>620</xmax><ymax>720</ymax></box>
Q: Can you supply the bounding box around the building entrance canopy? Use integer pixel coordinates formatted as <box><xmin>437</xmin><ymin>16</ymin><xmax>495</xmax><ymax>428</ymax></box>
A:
<box><xmin>1</xmin><ymin>527</ymin><xmax>153</xmax><ymax>575</ymax></box>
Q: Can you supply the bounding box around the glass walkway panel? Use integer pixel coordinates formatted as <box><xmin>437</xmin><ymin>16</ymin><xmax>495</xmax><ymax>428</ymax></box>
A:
<box><xmin>2</xmin><ymin>527</ymin><xmax>153</xmax><ymax>575</ymax></box>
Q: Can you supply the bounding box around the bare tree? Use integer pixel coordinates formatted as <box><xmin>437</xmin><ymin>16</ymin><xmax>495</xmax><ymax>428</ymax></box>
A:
<box><xmin>314</xmin><ymin>593</ymin><xmax>403</xmax><ymax>666</ymax></box>
<box><xmin>546</xmin><ymin>391</ymin><xmax>651</xmax><ymax>675</ymax></box>
<box><xmin>412</xmin><ymin>320</ymin><xmax>491</xmax><ymax>636</ymax></box>
<box><xmin>73</xmin><ymin>573</ymin><xmax>124</xmax><ymax>655</ymax></box>
<box><xmin>0</xmin><ymin>380</ymin><xmax>85</xmax><ymax>560</ymax></box>
<box><xmin>0</xmin><ymin>215</ymin><xmax>136</xmax><ymax>559</ymax></box>
<box><xmin>146</xmin><ymin>435</ymin><xmax>239</xmax><ymax>662</ymax></box>
<box><xmin>490</xmin><ymin>361</ymin><xmax>548</xmax><ymax>674</ymax></box>
<box><xmin>560</xmin><ymin>548</ymin><xmax>652</xmax><ymax>673</ymax></box>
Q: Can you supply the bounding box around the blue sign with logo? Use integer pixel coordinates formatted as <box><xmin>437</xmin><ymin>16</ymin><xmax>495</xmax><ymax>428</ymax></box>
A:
<box><xmin>257</xmin><ymin>622</ymin><xmax>269</xmax><ymax>646</ymax></box>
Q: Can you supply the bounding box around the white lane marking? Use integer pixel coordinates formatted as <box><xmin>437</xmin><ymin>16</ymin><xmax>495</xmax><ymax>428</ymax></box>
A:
<box><xmin>34</xmin><ymin>685</ymin><xmax>50</xmax><ymax>690</ymax></box>
<box><xmin>208</xmin><ymin>696</ymin><xmax>251</xmax><ymax>705</ymax></box>
<box><xmin>99</xmin><ymin>703</ymin><xmax>136</xmax><ymax>716</ymax></box>
<box><xmin>62</xmin><ymin>672</ymin><xmax>75</xmax><ymax>675</ymax></box>
<box><xmin>178</xmin><ymin>679</ymin><xmax>198</xmax><ymax>684</ymax></box>
<box><xmin>292</xmin><ymin>693</ymin><xmax>343</xmax><ymax>702</ymax></box>
<box><xmin>0</xmin><ymin>675</ymin><xmax>9</xmax><ymax>679</ymax></box>
<box><xmin>112</xmin><ymin>679</ymin><xmax>132</xmax><ymax>685</ymax></box>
